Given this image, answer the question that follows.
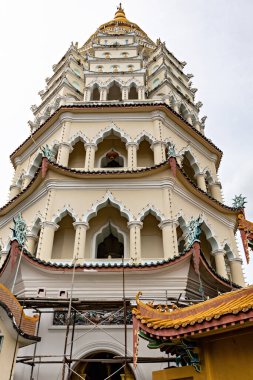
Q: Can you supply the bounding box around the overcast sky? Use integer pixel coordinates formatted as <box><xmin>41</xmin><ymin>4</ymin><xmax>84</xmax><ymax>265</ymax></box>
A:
<box><xmin>1</xmin><ymin>0</ymin><xmax>253</xmax><ymax>282</ymax></box>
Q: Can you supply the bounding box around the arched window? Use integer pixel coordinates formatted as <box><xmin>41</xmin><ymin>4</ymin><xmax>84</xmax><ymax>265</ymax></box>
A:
<box><xmin>177</xmin><ymin>224</ymin><xmax>186</xmax><ymax>253</ymax></box>
<box><xmin>86</xmin><ymin>205</ymin><xmax>129</xmax><ymax>259</ymax></box>
<box><xmin>96</xmin><ymin>65</ymin><xmax>103</xmax><ymax>72</ymax></box>
<box><xmin>96</xmin><ymin>224</ymin><xmax>124</xmax><ymax>259</ymax></box>
<box><xmin>199</xmin><ymin>223</ymin><xmax>218</xmax><ymax>270</ymax></box>
<box><xmin>182</xmin><ymin>152</ymin><xmax>197</xmax><ymax>185</ymax></box>
<box><xmin>112</xmin><ymin>65</ymin><xmax>119</xmax><ymax>72</ymax></box>
<box><xmin>137</xmin><ymin>138</ymin><xmax>154</xmax><ymax>167</ymax></box>
<box><xmin>95</xmin><ymin>133</ymin><xmax>126</xmax><ymax>168</ymax></box>
<box><xmin>141</xmin><ymin>213</ymin><xmax>163</xmax><ymax>259</ymax></box>
<box><xmin>128</xmin><ymin>83</ymin><xmax>138</xmax><ymax>100</ymax></box>
<box><xmin>68</xmin><ymin>141</ymin><xmax>86</xmax><ymax>168</ymax></box>
<box><xmin>101</xmin><ymin>150</ymin><xmax>124</xmax><ymax>168</ymax></box>
<box><xmin>104</xmin><ymin>52</ymin><xmax>111</xmax><ymax>59</ymax></box>
<box><xmin>71</xmin><ymin>352</ymin><xmax>135</xmax><ymax>379</ymax></box>
<box><xmin>128</xmin><ymin>65</ymin><xmax>134</xmax><ymax>72</ymax></box>
<box><xmin>91</xmin><ymin>85</ymin><xmax>100</xmax><ymax>101</ymax></box>
<box><xmin>52</xmin><ymin>214</ymin><xmax>75</xmax><ymax>260</ymax></box>
<box><xmin>107</xmin><ymin>82</ymin><xmax>122</xmax><ymax>101</ymax></box>
<box><xmin>121</xmin><ymin>52</ymin><xmax>129</xmax><ymax>58</ymax></box>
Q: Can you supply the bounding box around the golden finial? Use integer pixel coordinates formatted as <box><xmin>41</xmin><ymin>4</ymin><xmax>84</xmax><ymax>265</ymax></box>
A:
<box><xmin>114</xmin><ymin>3</ymin><xmax>127</xmax><ymax>21</ymax></box>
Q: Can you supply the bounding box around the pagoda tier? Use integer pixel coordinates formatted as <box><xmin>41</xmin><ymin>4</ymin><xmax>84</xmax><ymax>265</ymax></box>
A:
<box><xmin>0</xmin><ymin>4</ymin><xmax>245</xmax><ymax>380</ymax></box>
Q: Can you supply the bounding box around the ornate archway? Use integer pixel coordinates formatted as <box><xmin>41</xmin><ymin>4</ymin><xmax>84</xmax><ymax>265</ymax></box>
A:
<box><xmin>71</xmin><ymin>351</ymin><xmax>135</xmax><ymax>380</ymax></box>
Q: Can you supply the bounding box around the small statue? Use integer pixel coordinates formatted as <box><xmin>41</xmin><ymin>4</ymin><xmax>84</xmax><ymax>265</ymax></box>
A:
<box><xmin>232</xmin><ymin>194</ymin><xmax>247</xmax><ymax>209</ymax></box>
<box><xmin>167</xmin><ymin>143</ymin><xmax>176</xmax><ymax>158</ymax></box>
<box><xmin>184</xmin><ymin>216</ymin><xmax>202</xmax><ymax>251</ymax></box>
<box><xmin>41</xmin><ymin>144</ymin><xmax>55</xmax><ymax>161</ymax></box>
<box><xmin>11</xmin><ymin>213</ymin><xmax>27</xmax><ymax>246</ymax></box>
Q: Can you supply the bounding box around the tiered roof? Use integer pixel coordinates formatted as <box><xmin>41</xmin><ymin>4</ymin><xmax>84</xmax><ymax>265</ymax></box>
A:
<box><xmin>133</xmin><ymin>285</ymin><xmax>253</xmax><ymax>340</ymax></box>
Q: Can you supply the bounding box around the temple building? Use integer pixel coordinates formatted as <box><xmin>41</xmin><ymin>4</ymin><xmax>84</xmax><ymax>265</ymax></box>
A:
<box><xmin>0</xmin><ymin>4</ymin><xmax>246</xmax><ymax>380</ymax></box>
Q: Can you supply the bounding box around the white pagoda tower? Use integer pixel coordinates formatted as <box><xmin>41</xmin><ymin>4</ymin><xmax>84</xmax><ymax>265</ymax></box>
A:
<box><xmin>0</xmin><ymin>4</ymin><xmax>245</xmax><ymax>380</ymax></box>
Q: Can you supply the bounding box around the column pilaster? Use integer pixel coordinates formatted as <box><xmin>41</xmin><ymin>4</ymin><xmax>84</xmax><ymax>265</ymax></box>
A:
<box><xmin>100</xmin><ymin>87</ymin><xmax>107</xmax><ymax>101</ymax></box>
<box><xmin>159</xmin><ymin>219</ymin><xmax>178</xmax><ymax>259</ymax></box>
<box><xmin>213</xmin><ymin>249</ymin><xmax>228</xmax><ymax>278</ymax></box>
<box><xmin>9</xmin><ymin>185</ymin><xmax>21</xmax><ymax>200</ymax></box>
<box><xmin>56</xmin><ymin>142</ymin><xmax>72</xmax><ymax>167</ymax></box>
<box><xmin>229</xmin><ymin>258</ymin><xmax>245</xmax><ymax>286</ymax></box>
<box><xmin>138</xmin><ymin>87</ymin><xmax>145</xmax><ymax>100</ymax></box>
<box><xmin>73</xmin><ymin>222</ymin><xmax>89</xmax><ymax>259</ymax></box>
<box><xmin>127</xmin><ymin>221</ymin><xmax>143</xmax><ymax>262</ymax></box>
<box><xmin>84</xmin><ymin>143</ymin><xmax>97</xmax><ymax>170</ymax></box>
<box><xmin>210</xmin><ymin>182</ymin><xmax>222</xmax><ymax>202</ymax></box>
<box><xmin>122</xmin><ymin>87</ymin><xmax>129</xmax><ymax>100</ymax></box>
<box><xmin>195</xmin><ymin>172</ymin><xmax>207</xmax><ymax>192</ymax></box>
<box><xmin>21</xmin><ymin>174</ymin><xmax>33</xmax><ymax>190</ymax></box>
<box><xmin>37</xmin><ymin>221</ymin><xmax>59</xmax><ymax>261</ymax></box>
<box><xmin>26</xmin><ymin>233</ymin><xmax>39</xmax><ymax>255</ymax></box>
<box><xmin>152</xmin><ymin>141</ymin><xmax>164</xmax><ymax>165</ymax></box>
<box><xmin>126</xmin><ymin>143</ymin><xmax>138</xmax><ymax>169</ymax></box>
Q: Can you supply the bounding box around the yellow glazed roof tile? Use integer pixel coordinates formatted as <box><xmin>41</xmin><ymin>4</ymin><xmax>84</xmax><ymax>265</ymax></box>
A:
<box><xmin>133</xmin><ymin>286</ymin><xmax>253</xmax><ymax>331</ymax></box>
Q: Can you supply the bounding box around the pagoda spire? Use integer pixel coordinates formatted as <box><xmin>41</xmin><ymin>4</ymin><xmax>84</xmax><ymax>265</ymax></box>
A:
<box><xmin>114</xmin><ymin>3</ymin><xmax>127</xmax><ymax>21</ymax></box>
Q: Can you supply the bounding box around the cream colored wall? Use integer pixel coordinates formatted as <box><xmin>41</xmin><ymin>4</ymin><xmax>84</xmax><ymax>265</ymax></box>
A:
<box><xmin>0</xmin><ymin>317</ymin><xmax>18</xmax><ymax>380</ymax></box>
<box><xmin>89</xmin><ymin>61</ymin><xmax>142</xmax><ymax>72</ymax></box>
<box><xmin>94</xmin><ymin>47</ymin><xmax>138</xmax><ymax>59</ymax></box>
<box><xmin>141</xmin><ymin>214</ymin><xmax>163</xmax><ymax>259</ymax></box>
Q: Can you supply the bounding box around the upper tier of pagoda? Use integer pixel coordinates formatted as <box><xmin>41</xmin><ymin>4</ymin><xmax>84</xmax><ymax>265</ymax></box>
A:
<box><xmin>79</xmin><ymin>3</ymin><xmax>155</xmax><ymax>52</ymax></box>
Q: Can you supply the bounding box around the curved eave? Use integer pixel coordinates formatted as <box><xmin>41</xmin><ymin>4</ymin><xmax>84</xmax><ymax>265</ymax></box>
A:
<box><xmin>0</xmin><ymin>241</ymin><xmax>238</xmax><ymax>291</ymax></box>
<box><xmin>0</xmin><ymin>159</ymin><xmax>239</xmax><ymax>217</ymax></box>
<box><xmin>0</xmin><ymin>159</ymin><xmax>238</xmax><ymax>216</ymax></box>
<box><xmin>10</xmin><ymin>103</ymin><xmax>222</xmax><ymax>168</ymax></box>
<box><xmin>0</xmin><ymin>302</ymin><xmax>40</xmax><ymax>345</ymax></box>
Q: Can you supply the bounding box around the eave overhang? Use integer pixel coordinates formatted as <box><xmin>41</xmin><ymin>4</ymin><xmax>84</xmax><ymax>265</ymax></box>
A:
<box><xmin>10</xmin><ymin>102</ymin><xmax>222</xmax><ymax>168</ymax></box>
<box><xmin>0</xmin><ymin>158</ymin><xmax>238</xmax><ymax>217</ymax></box>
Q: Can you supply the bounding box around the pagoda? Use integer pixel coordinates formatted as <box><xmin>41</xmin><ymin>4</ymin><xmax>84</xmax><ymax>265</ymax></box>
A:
<box><xmin>0</xmin><ymin>4</ymin><xmax>245</xmax><ymax>380</ymax></box>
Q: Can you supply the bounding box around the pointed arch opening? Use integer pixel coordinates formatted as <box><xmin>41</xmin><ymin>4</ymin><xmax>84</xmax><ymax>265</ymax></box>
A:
<box><xmin>199</xmin><ymin>222</ymin><xmax>218</xmax><ymax>270</ymax></box>
<box><xmin>91</xmin><ymin>85</ymin><xmax>100</xmax><ymax>101</ymax></box>
<box><xmin>141</xmin><ymin>213</ymin><xmax>163</xmax><ymax>259</ymax></box>
<box><xmin>182</xmin><ymin>151</ymin><xmax>198</xmax><ymax>185</ymax></box>
<box><xmin>68</xmin><ymin>140</ymin><xmax>86</xmax><ymax>168</ymax></box>
<box><xmin>95</xmin><ymin>132</ymin><xmax>127</xmax><ymax>168</ymax></box>
<box><xmin>128</xmin><ymin>83</ymin><xmax>138</xmax><ymax>100</ymax></box>
<box><xmin>70</xmin><ymin>351</ymin><xmax>135</xmax><ymax>380</ymax></box>
<box><xmin>107</xmin><ymin>81</ymin><xmax>122</xmax><ymax>101</ymax></box>
<box><xmin>86</xmin><ymin>204</ymin><xmax>129</xmax><ymax>259</ymax></box>
<box><xmin>29</xmin><ymin>217</ymin><xmax>42</xmax><ymax>256</ymax></box>
<box><xmin>137</xmin><ymin>137</ymin><xmax>154</xmax><ymax>167</ymax></box>
<box><xmin>96</xmin><ymin>223</ymin><xmax>124</xmax><ymax>259</ymax></box>
<box><xmin>52</xmin><ymin>214</ymin><xmax>75</xmax><ymax>260</ymax></box>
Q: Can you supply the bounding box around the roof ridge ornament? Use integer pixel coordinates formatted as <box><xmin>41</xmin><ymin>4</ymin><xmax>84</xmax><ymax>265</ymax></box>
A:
<box><xmin>11</xmin><ymin>213</ymin><xmax>28</xmax><ymax>246</ymax></box>
<box><xmin>184</xmin><ymin>216</ymin><xmax>202</xmax><ymax>252</ymax></box>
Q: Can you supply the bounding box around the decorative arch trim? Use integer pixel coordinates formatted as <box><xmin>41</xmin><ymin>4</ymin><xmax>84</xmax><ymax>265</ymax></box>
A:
<box><xmin>83</xmin><ymin>191</ymin><xmax>134</xmax><ymax>223</ymax></box>
<box><xmin>51</xmin><ymin>204</ymin><xmax>78</xmax><ymax>223</ymax></box>
<box><xmin>92</xmin><ymin>122</ymin><xmax>131</xmax><ymax>145</ymax></box>
<box><xmin>134</xmin><ymin>130</ymin><xmax>156</xmax><ymax>145</ymax></box>
<box><xmin>68</xmin><ymin>131</ymin><xmax>90</xmax><ymax>147</ymax></box>
<box><xmin>137</xmin><ymin>204</ymin><xmax>165</xmax><ymax>223</ymax></box>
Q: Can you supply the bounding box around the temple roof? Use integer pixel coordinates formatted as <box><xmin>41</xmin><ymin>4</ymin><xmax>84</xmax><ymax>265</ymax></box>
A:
<box><xmin>133</xmin><ymin>285</ymin><xmax>253</xmax><ymax>339</ymax></box>
<box><xmin>80</xmin><ymin>4</ymin><xmax>155</xmax><ymax>51</ymax></box>
<box><xmin>0</xmin><ymin>284</ymin><xmax>40</xmax><ymax>346</ymax></box>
